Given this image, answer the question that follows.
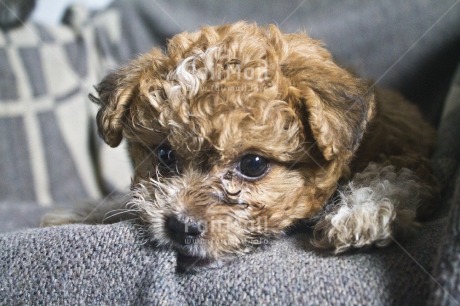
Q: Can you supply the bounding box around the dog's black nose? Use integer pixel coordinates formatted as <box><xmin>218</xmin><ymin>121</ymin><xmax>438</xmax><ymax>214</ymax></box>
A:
<box><xmin>167</xmin><ymin>215</ymin><xmax>203</xmax><ymax>244</ymax></box>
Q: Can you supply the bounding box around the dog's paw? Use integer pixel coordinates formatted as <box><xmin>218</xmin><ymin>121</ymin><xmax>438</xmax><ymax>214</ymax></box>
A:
<box><xmin>312</xmin><ymin>182</ymin><xmax>418</xmax><ymax>253</ymax></box>
<box><xmin>312</xmin><ymin>197</ymin><xmax>395</xmax><ymax>253</ymax></box>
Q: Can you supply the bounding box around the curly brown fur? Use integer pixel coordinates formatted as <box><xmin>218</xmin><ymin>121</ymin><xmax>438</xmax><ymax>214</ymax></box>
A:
<box><xmin>43</xmin><ymin>22</ymin><xmax>439</xmax><ymax>269</ymax></box>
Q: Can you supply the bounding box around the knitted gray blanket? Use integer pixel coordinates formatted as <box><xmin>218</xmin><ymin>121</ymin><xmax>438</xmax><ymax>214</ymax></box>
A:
<box><xmin>0</xmin><ymin>218</ymin><xmax>447</xmax><ymax>305</ymax></box>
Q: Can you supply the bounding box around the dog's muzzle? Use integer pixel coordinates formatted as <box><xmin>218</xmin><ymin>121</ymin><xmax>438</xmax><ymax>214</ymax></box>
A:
<box><xmin>166</xmin><ymin>215</ymin><xmax>203</xmax><ymax>245</ymax></box>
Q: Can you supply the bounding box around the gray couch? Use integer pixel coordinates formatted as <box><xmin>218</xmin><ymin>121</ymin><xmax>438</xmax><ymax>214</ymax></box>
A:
<box><xmin>1</xmin><ymin>0</ymin><xmax>460</xmax><ymax>304</ymax></box>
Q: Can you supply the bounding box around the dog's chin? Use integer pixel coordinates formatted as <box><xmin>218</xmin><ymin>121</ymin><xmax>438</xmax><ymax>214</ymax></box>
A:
<box><xmin>176</xmin><ymin>252</ymin><xmax>226</xmax><ymax>273</ymax></box>
<box><xmin>168</xmin><ymin>240</ymin><xmax>226</xmax><ymax>273</ymax></box>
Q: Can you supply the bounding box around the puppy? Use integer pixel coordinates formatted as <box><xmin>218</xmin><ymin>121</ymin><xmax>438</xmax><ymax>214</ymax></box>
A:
<box><xmin>42</xmin><ymin>22</ymin><xmax>439</xmax><ymax>271</ymax></box>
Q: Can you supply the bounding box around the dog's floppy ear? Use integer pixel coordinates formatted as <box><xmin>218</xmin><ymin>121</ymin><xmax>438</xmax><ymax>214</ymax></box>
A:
<box><xmin>89</xmin><ymin>69</ymin><xmax>136</xmax><ymax>147</ymax></box>
<box><xmin>282</xmin><ymin>34</ymin><xmax>376</xmax><ymax>161</ymax></box>
<box><xmin>89</xmin><ymin>49</ymin><xmax>167</xmax><ymax>148</ymax></box>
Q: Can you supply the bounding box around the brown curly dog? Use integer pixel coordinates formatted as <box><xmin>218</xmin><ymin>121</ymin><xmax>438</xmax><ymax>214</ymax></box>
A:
<box><xmin>43</xmin><ymin>21</ymin><xmax>439</xmax><ymax>272</ymax></box>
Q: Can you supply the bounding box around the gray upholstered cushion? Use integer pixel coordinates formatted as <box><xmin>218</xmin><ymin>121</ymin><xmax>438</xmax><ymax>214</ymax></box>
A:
<box><xmin>428</xmin><ymin>63</ymin><xmax>460</xmax><ymax>305</ymax></box>
<box><xmin>0</xmin><ymin>218</ymin><xmax>447</xmax><ymax>305</ymax></box>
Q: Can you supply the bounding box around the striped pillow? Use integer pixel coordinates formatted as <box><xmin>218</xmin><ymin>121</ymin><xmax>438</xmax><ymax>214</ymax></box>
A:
<box><xmin>0</xmin><ymin>6</ymin><xmax>132</xmax><ymax>206</ymax></box>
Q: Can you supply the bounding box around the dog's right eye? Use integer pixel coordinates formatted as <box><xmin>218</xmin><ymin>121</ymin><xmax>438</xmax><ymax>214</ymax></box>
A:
<box><xmin>156</xmin><ymin>144</ymin><xmax>176</xmax><ymax>171</ymax></box>
<box><xmin>237</xmin><ymin>154</ymin><xmax>270</xmax><ymax>179</ymax></box>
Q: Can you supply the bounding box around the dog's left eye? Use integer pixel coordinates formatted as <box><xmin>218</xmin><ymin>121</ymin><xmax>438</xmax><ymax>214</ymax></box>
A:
<box><xmin>238</xmin><ymin>154</ymin><xmax>270</xmax><ymax>179</ymax></box>
<box><xmin>157</xmin><ymin>144</ymin><xmax>176</xmax><ymax>171</ymax></box>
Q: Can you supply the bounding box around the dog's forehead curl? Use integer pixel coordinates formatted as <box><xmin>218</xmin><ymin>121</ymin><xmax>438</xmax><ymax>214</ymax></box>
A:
<box><xmin>116</xmin><ymin>21</ymin><xmax>371</xmax><ymax>166</ymax></box>
<box><xmin>130</xmin><ymin>30</ymin><xmax>309</xmax><ymax>161</ymax></box>
<box><xmin>148</xmin><ymin>87</ymin><xmax>306</xmax><ymax>162</ymax></box>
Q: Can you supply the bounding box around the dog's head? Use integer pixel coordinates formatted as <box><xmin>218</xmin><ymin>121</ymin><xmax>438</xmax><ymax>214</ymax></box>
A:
<box><xmin>91</xmin><ymin>22</ymin><xmax>375</xmax><ymax>269</ymax></box>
